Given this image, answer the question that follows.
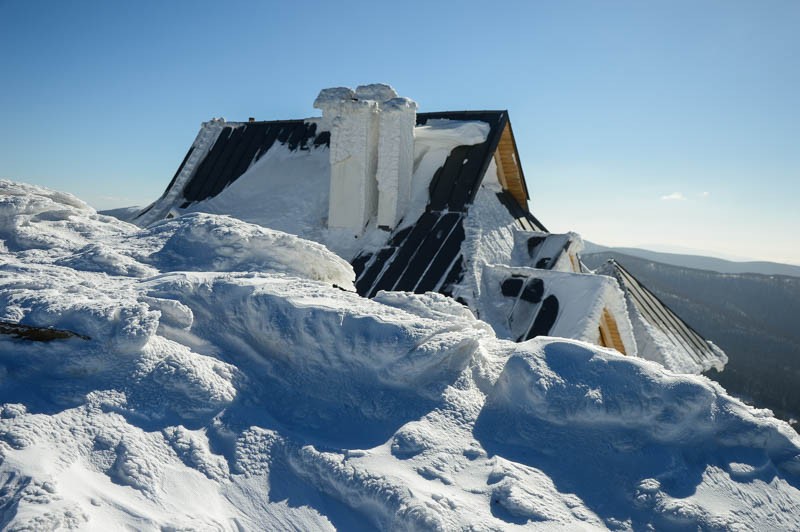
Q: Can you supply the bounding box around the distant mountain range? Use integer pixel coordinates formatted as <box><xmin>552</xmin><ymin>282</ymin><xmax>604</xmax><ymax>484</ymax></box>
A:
<box><xmin>99</xmin><ymin>206</ymin><xmax>142</xmax><ymax>223</ymax></box>
<box><xmin>583</xmin><ymin>242</ymin><xmax>800</xmax><ymax>278</ymax></box>
<box><xmin>583</xmin><ymin>250</ymin><xmax>800</xmax><ymax>430</ymax></box>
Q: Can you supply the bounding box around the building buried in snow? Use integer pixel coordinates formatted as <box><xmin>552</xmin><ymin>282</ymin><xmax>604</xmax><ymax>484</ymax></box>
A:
<box><xmin>136</xmin><ymin>83</ymin><xmax>727</xmax><ymax>375</ymax></box>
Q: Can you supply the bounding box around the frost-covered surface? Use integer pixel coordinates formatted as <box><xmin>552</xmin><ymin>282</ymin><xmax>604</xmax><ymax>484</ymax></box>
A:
<box><xmin>478</xmin><ymin>265</ymin><xmax>637</xmax><ymax>355</ymax></box>
<box><xmin>2</xmin><ymin>180</ymin><xmax>799</xmax><ymax>530</ymax></box>
<box><xmin>316</xmin><ymin>94</ymin><xmax>380</xmax><ymax>234</ymax></box>
<box><xmin>511</xmin><ymin>230</ymin><xmax>583</xmax><ymax>273</ymax></box>
<box><xmin>456</xmin><ymin>158</ymin><xmax>517</xmax><ymax>307</ymax></box>
<box><xmin>376</xmin><ymin>97</ymin><xmax>416</xmax><ymax>228</ymax></box>
<box><xmin>594</xmin><ymin>261</ymin><xmax>728</xmax><ymax>374</ymax></box>
<box><xmin>404</xmin><ymin>119</ymin><xmax>490</xmax><ymax>229</ymax></box>
<box><xmin>453</xmin><ymin>165</ymin><xmax>634</xmax><ymax>352</ymax></box>
<box><xmin>624</xmin><ymin>283</ymin><xmax>727</xmax><ymax>374</ymax></box>
<box><xmin>179</xmin><ymin>140</ymin><xmax>331</xmax><ymax>243</ymax></box>
<box><xmin>147</xmin><ymin>117</ymin><xmax>490</xmax><ymax>262</ymax></box>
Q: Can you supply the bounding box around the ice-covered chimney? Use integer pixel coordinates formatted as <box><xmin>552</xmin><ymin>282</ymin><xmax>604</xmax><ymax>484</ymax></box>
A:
<box><xmin>376</xmin><ymin>97</ymin><xmax>417</xmax><ymax>229</ymax></box>
<box><xmin>314</xmin><ymin>83</ymin><xmax>417</xmax><ymax>235</ymax></box>
<box><xmin>314</xmin><ymin>86</ymin><xmax>383</xmax><ymax>236</ymax></box>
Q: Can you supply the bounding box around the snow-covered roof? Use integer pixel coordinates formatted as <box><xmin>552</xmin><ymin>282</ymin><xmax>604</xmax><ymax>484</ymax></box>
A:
<box><xmin>136</xmin><ymin>119</ymin><xmax>328</xmax><ymax>226</ymax></box>
<box><xmin>137</xmin><ymin>109</ymin><xmax>545</xmax><ymax>300</ymax></box>
<box><xmin>598</xmin><ymin>259</ymin><xmax>728</xmax><ymax>374</ymax></box>
<box><xmin>510</xmin><ymin>230</ymin><xmax>583</xmax><ymax>272</ymax></box>
<box><xmin>132</xmin><ymin>95</ymin><xmax>724</xmax><ymax>370</ymax></box>
<box><xmin>477</xmin><ymin>264</ymin><xmax>636</xmax><ymax>354</ymax></box>
<box><xmin>354</xmin><ymin>111</ymin><xmax>547</xmax><ymax>297</ymax></box>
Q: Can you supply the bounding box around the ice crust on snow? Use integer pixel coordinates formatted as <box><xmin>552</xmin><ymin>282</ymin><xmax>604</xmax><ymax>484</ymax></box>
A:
<box><xmin>1</xmin><ymin>180</ymin><xmax>799</xmax><ymax>530</ymax></box>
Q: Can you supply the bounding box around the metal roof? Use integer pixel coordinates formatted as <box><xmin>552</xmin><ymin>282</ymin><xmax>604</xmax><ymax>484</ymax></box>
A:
<box><xmin>353</xmin><ymin>111</ymin><xmax>546</xmax><ymax>298</ymax></box>
<box><xmin>601</xmin><ymin>259</ymin><xmax>722</xmax><ymax>368</ymax></box>
<box><xmin>179</xmin><ymin>120</ymin><xmax>327</xmax><ymax>205</ymax></box>
<box><xmin>144</xmin><ymin>111</ymin><xmax>544</xmax><ymax>300</ymax></box>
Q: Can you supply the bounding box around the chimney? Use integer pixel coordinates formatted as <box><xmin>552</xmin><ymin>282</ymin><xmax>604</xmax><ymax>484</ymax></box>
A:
<box><xmin>314</xmin><ymin>84</ymin><xmax>416</xmax><ymax>235</ymax></box>
<box><xmin>376</xmin><ymin>97</ymin><xmax>417</xmax><ymax>229</ymax></box>
<box><xmin>314</xmin><ymin>87</ymin><xmax>381</xmax><ymax>236</ymax></box>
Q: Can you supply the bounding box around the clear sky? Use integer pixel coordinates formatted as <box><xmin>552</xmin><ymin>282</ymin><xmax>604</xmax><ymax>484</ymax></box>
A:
<box><xmin>1</xmin><ymin>0</ymin><xmax>798</xmax><ymax>264</ymax></box>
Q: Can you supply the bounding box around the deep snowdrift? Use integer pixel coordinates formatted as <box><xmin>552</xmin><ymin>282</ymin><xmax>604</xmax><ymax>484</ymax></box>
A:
<box><xmin>1</xmin><ymin>179</ymin><xmax>799</xmax><ymax>530</ymax></box>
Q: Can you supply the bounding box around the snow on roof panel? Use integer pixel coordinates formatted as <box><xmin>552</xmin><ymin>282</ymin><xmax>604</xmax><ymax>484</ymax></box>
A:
<box><xmin>196</xmin><ymin>126</ymin><xmax>246</xmax><ymax>200</ymax></box>
<box><xmin>149</xmin><ymin>110</ymin><xmax>532</xmax><ymax>302</ymax></box>
<box><xmin>396</xmin><ymin>212</ymin><xmax>462</xmax><ymax>292</ymax></box>
<box><xmin>353</xmin><ymin>111</ymin><xmax>512</xmax><ymax>298</ymax></box>
<box><xmin>605</xmin><ymin>259</ymin><xmax>724</xmax><ymax>370</ymax></box>
<box><xmin>478</xmin><ymin>265</ymin><xmax>635</xmax><ymax>351</ymax></box>
<box><xmin>438</xmin><ymin>256</ymin><xmax>465</xmax><ymax>299</ymax></box>
<box><xmin>527</xmin><ymin>233</ymin><xmax>571</xmax><ymax>270</ymax></box>
<box><xmin>417</xmin><ymin>111</ymin><xmax>506</xmax><ymax>212</ymax></box>
<box><xmin>526</xmin><ymin>294</ymin><xmax>560</xmax><ymax>341</ymax></box>
<box><xmin>160</xmin><ymin>147</ymin><xmax>194</xmax><ymax>201</ymax></box>
<box><xmin>419</xmin><ymin>219</ymin><xmax>465</xmax><ymax>294</ymax></box>
<box><xmin>359</xmin><ymin>212</ymin><xmax>439</xmax><ymax>296</ymax></box>
<box><xmin>181</xmin><ymin>121</ymin><xmax>323</xmax><ymax>203</ymax></box>
<box><xmin>355</xmin><ymin>246</ymin><xmax>397</xmax><ymax>295</ymax></box>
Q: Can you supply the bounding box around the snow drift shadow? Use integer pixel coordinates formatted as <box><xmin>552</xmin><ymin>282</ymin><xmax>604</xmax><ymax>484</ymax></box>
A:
<box><xmin>148</xmin><ymin>273</ymin><xmax>485</xmax><ymax>450</ymax></box>
<box><xmin>474</xmin><ymin>338</ymin><xmax>800</xmax><ymax>529</ymax></box>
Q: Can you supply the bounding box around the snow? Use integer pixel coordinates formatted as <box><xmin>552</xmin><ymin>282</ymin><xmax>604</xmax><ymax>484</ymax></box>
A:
<box><xmin>136</xmin><ymin>119</ymin><xmax>226</xmax><ymax>226</ymax></box>
<box><xmin>315</xmin><ymin>91</ymin><xmax>380</xmax><ymax>235</ymax></box>
<box><xmin>623</xmin><ymin>292</ymin><xmax>728</xmax><ymax>374</ymax></box>
<box><xmin>478</xmin><ymin>265</ymin><xmax>637</xmax><ymax>354</ymax></box>
<box><xmin>145</xmin><ymin>116</ymin><xmax>491</xmax><ymax>263</ymax></box>
<box><xmin>595</xmin><ymin>261</ymin><xmax>728</xmax><ymax>374</ymax></box>
<box><xmin>414</xmin><ymin>118</ymin><xmax>491</xmax><ymax>147</ymax></box>
<box><xmin>2</xmin><ymin>179</ymin><xmax>799</xmax><ymax>530</ymax></box>
<box><xmin>511</xmin><ymin>230</ymin><xmax>583</xmax><ymax>272</ymax></box>
<box><xmin>98</xmin><ymin>206</ymin><xmax>143</xmax><ymax>223</ymax></box>
<box><xmin>354</xmin><ymin>83</ymin><xmax>399</xmax><ymax>103</ymax></box>
<box><xmin>453</xmin><ymin>162</ymin><xmax>636</xmax><ymax>352</ymax></box>
<box><xmin>401</xmin><ymin>118</ymin><xmax>490</xmax><ymax>230</ymax></box>
<box><xmin>376</xmin><ymin>97</ymin><xmax>417</xmax><ymax>228</ymax></box>
<box><xmin>455</xmin><ymin>157</ymin><xmax>519</xmax><ymax>307</ymax></box>
<box><xmin>178</xmin><ymin>141</ymin><xmax>331</xmax><ymax>241</ymax></box>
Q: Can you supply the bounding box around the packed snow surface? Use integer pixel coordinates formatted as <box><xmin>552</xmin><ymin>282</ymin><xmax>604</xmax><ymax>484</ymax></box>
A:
<box><xmin>2</xmin><ymin>179</ymin><xmax>800</xmax><ymax>530</ymax></box>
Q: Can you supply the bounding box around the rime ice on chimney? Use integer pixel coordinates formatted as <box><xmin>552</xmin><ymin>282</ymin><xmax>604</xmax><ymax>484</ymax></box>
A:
<box><xmin>314</xmin><ymin>84</ymin><xmax>417</xmax><ymax>235</ymax></box>
<box><xmin>376</xmin><ymin>97</ymin><xmax>417</xmax><ymax>229</ymax></box>
<box><xmin>314</xmin><ymin>87</ymin><xmax>380</xmax><ymax>236</ymax></box>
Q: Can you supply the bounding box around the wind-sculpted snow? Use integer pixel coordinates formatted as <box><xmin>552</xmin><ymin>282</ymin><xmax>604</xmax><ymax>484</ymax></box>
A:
<box><xmin>141</xmin><ymin>213</ymin><xmax>355</xmax><ymax>288</ymax></box>
<box><xmin>0</xmin><ymin>180</ymin><xmax>134</xmax><ymax>255</ymax></box>
<box><xmin>1</xmin><ymin>181</ymin><xmax>799</xmax><ymax>530</ymax></box>
<box><xmin>476</xmin><ymin>339</ymin><xmax>800</xmax><ymax>529</ymax></box>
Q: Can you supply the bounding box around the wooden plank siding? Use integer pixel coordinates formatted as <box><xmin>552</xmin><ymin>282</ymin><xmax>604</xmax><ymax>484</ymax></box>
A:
<box><xmin>494</xmin><ymin>120</ymin><xmax>529</xmax><ymax>211</ymax></box>
<box><xmin>598</xmin><ymin>307</ymin><xmax>627</xmax><ymax>355</ymax></box>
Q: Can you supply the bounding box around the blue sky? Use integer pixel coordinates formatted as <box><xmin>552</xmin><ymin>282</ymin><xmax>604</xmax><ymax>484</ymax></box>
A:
<box><xmin>1</xmin><ymin>0</ymin><xmax>798</xmax><ymax>264</ymax></box>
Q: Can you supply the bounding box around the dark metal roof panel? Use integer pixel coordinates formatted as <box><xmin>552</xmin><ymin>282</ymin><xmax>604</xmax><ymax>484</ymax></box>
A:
<box><xmin>417</xmin><ymin>111</ymin><xmax>507</xmax><ymax>213</ymax></box>
<box><xmin>180</xmin><ymin>121</ymin><xmax>325</xmax><ymax>203</ymax></box>
<box><xmin>156</xmin><ymin>110</ymin><xmax>532</xmax><ymax>302</ymax></box>
<box><xmin>353</xmin><ymin>111</ymin><xmax>510</xmax><ymax>298</ymax></box>
<box><xmin>606</xmin><ymin>259</ymin><xmax>719</xmax><ymax>367</ymax></box>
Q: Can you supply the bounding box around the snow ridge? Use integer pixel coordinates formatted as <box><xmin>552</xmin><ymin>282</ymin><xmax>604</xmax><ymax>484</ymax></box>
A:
<box><xmin>1</xmin><ymin>180</ymin><xmax>799</xmax><ymax>530</ymax></box>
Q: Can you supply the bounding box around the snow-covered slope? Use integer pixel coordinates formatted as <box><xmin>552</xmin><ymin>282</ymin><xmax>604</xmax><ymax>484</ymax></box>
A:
<box><xmin>2</xmin><ymin>179</ymin><xmax>800</xmax><ymax>530</ymax></box>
